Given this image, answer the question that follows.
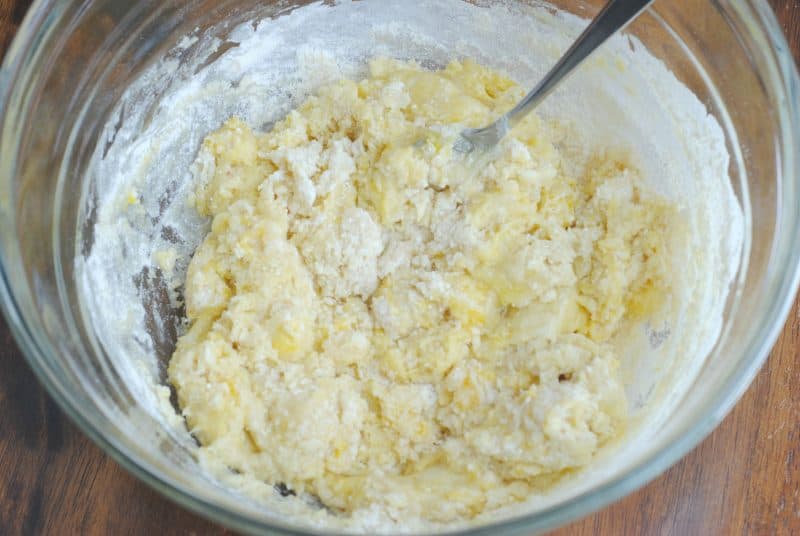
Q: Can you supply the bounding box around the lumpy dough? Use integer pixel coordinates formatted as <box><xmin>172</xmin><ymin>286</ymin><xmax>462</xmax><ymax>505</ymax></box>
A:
<box><xmin>169</xmin><ymin>58</ymin><xmax>675</xmax><ymax>521</ymax></box>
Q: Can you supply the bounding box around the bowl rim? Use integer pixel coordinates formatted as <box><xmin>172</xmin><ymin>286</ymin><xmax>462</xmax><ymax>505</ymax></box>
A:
<box><xmin>1</xmin><ymin>0</ymin><xmax>799</xmax><ymax>534</ymax></box>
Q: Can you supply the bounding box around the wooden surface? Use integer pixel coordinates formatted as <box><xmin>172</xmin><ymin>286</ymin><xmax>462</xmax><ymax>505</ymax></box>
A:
<box><xmin>1</xmin><ymin>1</ymin><xmax>799</xmax><ymax>534</ymax></box>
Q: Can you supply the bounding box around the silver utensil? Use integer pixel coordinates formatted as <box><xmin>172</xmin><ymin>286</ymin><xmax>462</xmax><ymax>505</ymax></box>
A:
<box><xmin>455</xmin><ymin>0</ymin><xmax>655</xmax><ymax>154</ymax></box>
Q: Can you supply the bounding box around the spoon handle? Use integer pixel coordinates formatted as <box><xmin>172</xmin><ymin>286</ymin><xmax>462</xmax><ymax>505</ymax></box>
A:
<box><xmin>505</xmin><ymin>0</ymin><xmax>655</xmax><ymax>129</ymax></box>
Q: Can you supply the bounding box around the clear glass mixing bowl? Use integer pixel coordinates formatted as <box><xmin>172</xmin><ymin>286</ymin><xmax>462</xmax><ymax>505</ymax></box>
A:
<box><xmin>1</xmin><ymin>0</ymin><xmax>798</xmax><ymax>534</ymax></box>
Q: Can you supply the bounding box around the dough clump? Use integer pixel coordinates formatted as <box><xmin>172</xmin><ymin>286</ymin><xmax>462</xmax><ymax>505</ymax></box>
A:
<box><xmin>169</xmin><ymin>58</ymin><xmax>675</xmax><ymax>521</ymax></box>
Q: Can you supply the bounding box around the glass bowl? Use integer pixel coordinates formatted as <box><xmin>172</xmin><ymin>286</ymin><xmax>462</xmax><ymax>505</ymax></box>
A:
<box><xmin>1</xmin><ymin>0</ymin><xmax>798</xmax><ymax>534</ymax></box>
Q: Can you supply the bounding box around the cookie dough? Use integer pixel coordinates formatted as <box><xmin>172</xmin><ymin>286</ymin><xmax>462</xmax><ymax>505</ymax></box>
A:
<box><xmin>168</xmin><ymin>58</ymin><xmax>674</xmax><ymax>521</ymax></box>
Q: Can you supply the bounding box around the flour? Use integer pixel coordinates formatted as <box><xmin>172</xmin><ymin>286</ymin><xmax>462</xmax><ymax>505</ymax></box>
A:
<box><xmin>75</xmin><ymin>0</ymin><xmax>743</xmax><ymax>533</ymax></box>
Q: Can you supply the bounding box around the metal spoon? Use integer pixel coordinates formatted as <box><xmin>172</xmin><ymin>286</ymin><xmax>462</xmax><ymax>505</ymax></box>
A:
<box><xmin>454</xmin><ymin>0</ymin><xmax>655</xmax><ymax>154</ymax></box>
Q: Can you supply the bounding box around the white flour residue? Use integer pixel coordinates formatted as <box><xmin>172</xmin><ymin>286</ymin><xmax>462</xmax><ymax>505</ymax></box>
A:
<box><xmin>75</xmin><ymin>0</ymin><xmax>744</xmax><ymax>532</ymax></box>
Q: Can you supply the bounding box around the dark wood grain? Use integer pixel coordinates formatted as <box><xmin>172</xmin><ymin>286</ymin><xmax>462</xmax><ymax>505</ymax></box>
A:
<box><xmin>1</xmin><ymin>1</ymin><xmax>799</xmax><ymax>534</ymax></box>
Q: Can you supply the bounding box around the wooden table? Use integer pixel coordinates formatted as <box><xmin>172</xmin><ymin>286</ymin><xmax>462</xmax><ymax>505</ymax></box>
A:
<box><xmin>1</xmin><ymin>1</ymin><xmax>798</xmax><ymax>534</ymax></box>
